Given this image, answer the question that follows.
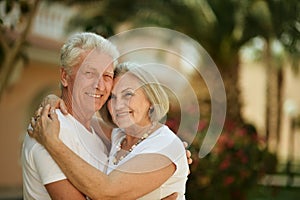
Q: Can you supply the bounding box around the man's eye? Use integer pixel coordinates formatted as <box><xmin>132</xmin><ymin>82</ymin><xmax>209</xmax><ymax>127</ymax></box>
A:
<box><xmin>85</xmin><ymin>71</ymin><xmax>96</xmax><ymax>78</ymax></box>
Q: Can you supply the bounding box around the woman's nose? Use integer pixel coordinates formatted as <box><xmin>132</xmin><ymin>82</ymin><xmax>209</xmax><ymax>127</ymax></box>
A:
<box><xmin>113</xmin><ymin>97</ymin><xmax>128</xmax><ymax>110</ymax></box>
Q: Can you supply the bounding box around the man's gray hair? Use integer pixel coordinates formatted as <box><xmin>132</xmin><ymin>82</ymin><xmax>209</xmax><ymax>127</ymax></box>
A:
<box><xmin>60</xmin><ymin>32</ymin><xmax>119</xmax><ymax>74</ymax></box>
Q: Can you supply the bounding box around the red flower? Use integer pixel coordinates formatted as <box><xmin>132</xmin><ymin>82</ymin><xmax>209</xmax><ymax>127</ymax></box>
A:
<box><xmin>236</xmin><ymin>150</ymin><xmax>249</xmax><ymax>164</ymax></box>
<box><xmin>224</xmin><ymin>176</ymin><xmax>235</xmax><ymax>186</ymax></box>
<box><xmin>165</xmin><ymin>118</ymin><xmax>179</xmax><ymax>133</ymax></box>
<box><xmin>219</xmin><ymin>158</ymin><xmax>230</xmax><ymax>170</ymax></box>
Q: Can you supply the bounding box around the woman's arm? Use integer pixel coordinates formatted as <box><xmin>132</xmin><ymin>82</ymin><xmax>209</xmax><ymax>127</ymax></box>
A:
<box><xmin>35</xmin><ymin>95</ymin><xmax>192</xmax><ymax>165</ymax></box>
<box><xmin>45</xmin><ymin>142</ymin><xmax>175</xmax><ymax>200</ymax></box>
<box><xmin>29</xmin><ymin>105</ymin><xmax>176</xmax><ymax>200</ymax></box>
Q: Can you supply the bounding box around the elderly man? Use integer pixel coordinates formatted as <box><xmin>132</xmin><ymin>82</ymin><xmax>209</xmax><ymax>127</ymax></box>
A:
<box><xmin>22</xmin><ymin>32</ymin><xmax>118</xmax><ymax>199</ymax></box>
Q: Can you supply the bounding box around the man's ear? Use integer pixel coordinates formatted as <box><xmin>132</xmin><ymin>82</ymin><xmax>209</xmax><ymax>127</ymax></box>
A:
<box><xmin>60</xmin><ymin>68</ymin><xmax>68</xmax><ymax>87</ymax></box>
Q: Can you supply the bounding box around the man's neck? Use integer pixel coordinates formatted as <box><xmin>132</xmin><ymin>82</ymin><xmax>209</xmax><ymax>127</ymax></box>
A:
<box><xmin>61</xmin><ymin>93</ymin><xmax>93</xmax><ymax>132</ymax></box>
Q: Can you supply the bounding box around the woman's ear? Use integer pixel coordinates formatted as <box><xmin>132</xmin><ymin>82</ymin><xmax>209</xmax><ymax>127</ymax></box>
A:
<box><xmin>60</xmin><ymin>68</ymin><xmax>68</xmax><ymax>87</ymax></box>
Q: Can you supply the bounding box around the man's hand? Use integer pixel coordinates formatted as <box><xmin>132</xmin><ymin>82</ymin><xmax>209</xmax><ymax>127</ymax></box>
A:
<box><xmin>183</xmin><ymin>141</ymin><xmax>193</xmax><ymax>175</ymax></box>
<box><xmin>184</xmin><ymin>142</ymin><xmax>193</xmax><ymax>165</ymax></box>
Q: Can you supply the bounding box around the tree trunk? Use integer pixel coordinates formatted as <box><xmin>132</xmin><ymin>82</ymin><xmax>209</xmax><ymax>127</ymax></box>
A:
<box><xmin>276</xmin><ymin>67</ymin><xmax>284</xmax><ymax>151</ymax></box>
<box><xmin>265</xmin><ymin>38</ymin><xmax>278</xmax><ymax>153</ymax></box>
<box><xmin>217</xmin><ymin>55</ymin><xmax>244</xmax><ymax>124</ymax></box>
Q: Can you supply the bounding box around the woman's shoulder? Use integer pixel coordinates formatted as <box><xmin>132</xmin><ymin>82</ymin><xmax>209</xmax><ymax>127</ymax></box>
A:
<box><xmin>143</xmin><ymin>125</ymin><xmax>185</xmax><ymax>152</ymax></box>
<box><xmin>152</xmin><ymin>125</ymin><xmax>183</xmax><ymax>144</ymax></box>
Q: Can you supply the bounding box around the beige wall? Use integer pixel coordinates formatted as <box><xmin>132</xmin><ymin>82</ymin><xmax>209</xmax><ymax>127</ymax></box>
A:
<box><xmin>0</xmin><ymin>60</ymin><xmax>59</xmax><ymax>188</ymax></box>
<box><xmin>240</xmin><ymin>60</ymin><xmax>300</xmax><ymax>164</ymax></box>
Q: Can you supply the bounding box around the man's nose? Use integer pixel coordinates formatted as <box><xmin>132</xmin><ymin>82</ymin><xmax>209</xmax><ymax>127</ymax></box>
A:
<box><xmin>94</xmin><ymin>77</ymin><xmax>105</xmax><ymax>90</ymax></box>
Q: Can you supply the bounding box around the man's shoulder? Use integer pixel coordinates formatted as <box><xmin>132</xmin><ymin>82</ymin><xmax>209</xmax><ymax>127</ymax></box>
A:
<box><xmin>22</xmin><ymin>132</ymin><xmax>41</xmax><ymax>153</ymax></box>
<box><xmin>22</xmin><ymin>133</ymin><xmax>50</xmax><ymax>168</ymax></box>
<box><xmin>56</xmin><ymin>110</ymin><xmax>79</xmax><ymax>137</ymax></box>
<box><xmin>56</xmin><ymin>109</ymin><xmax>73</xmax><ymax>127</ymax></box>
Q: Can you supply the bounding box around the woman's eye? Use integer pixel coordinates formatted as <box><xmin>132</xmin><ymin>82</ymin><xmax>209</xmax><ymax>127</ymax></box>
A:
<box><xmin>110</xmin><ymin>94</ymin><xmax>116</xmax><ymax>100</ymax></box>
<box><xmin>124</xmin><ymin>92</ymin><xmax>134</xmax><ymax>98</ymax></box>
<box><xmin>104</xmin><ymin>74</ymin><xmax>113</xmax><ymax>81</ymax></box>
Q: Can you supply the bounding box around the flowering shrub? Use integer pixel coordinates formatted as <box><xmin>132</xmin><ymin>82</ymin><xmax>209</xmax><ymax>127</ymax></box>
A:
<box><xmin>167</xmin><ymin>118</ymin><xmax>277</xmax><ymax>200</ymax></box>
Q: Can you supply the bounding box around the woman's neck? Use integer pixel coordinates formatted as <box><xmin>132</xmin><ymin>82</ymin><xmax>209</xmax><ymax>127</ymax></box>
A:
<box><xmin>122</xmin><ymin>122</ymin><xmax>160</xmax><ymax>150</ymax></box>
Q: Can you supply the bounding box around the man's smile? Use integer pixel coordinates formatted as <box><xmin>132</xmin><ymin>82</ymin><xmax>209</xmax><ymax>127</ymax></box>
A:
<box><xmin>85</xmin><ymin>92</ymin><xmax>103</xmax><ymax>98</ymax></box>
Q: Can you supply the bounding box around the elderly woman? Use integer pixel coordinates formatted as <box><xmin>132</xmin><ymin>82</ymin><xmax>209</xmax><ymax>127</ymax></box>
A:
<box><xmin>30</xmin><ymin>62</ymin><xmax>189</xmax><ymax>200</ymax></box>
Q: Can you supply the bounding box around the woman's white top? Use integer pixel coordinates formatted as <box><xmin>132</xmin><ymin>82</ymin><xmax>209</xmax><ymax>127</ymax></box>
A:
<box><xmin>106</xmin><ymin>125</ymin><xmax>189</xmax><ymax>200</ymax></box>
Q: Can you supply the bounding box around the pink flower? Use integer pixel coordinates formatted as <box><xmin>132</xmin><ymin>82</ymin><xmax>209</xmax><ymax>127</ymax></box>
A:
<box><xmin>236</xmin><ymin>129</ymin><xmax>246</xmax><ymax>137</ymax></box>
<box><xmin>198</xmin><ymin>120</ymin><xmax>208</xmax><ymax>132</ymax></box>
<box><xmin>226</xmin><ymin>138</ymin><xmax>235</xmax><ymax>148</ymax></box>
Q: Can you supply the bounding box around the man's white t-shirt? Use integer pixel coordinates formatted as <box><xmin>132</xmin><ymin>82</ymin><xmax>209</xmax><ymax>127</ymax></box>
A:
<box><xmin>107</xmin><ymin>125</ymin><xmax>189</xmax><ymax>200</ymax></box>
<box><xmin>22</xmin><ymin>110</ymin><xmax>108</xmax><ymax>200</ymax></box>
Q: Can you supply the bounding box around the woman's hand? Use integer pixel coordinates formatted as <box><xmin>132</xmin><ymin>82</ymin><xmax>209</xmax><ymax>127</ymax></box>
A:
<box><xmin>41</xmin><ymin>94</ymin><xmax>68</xmax><ymax>115</ymax></box>
<box><xmin>28</xmin><ymin>104</ymin><xmax>61</xmax><ymax>148</ymax></box>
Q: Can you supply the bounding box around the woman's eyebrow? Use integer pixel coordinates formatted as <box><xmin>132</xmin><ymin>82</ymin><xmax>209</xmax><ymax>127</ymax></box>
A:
<box><xmin>121</xmin><ymin>88</ymin><xmax>134</xmax><ymax>93</ymax></box>
<box><xmin>111</xmin><ymin>88</ymin><xmax>132</xmax><ymax>95</ymax></box>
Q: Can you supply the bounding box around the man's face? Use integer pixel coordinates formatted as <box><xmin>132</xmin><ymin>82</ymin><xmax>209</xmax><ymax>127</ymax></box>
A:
<box><xmin>65</xmin><ymin>49</ymin><xmax>114</xmax><ymax>117</ymax></box>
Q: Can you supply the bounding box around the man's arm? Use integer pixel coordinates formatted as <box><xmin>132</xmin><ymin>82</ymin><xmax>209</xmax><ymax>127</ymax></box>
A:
<box><xmin>32</xmin><ymin>144</ymin><xmax>87</xmax><ymax>199</ymax></box>
<box><xmin>46</xmin><ymin>179</ymin><xmax>86</xmax><ymax>200</ymax></box>
<box><xmin>31</xmin><ymin>107</ymin><xmax>85</xmax><ymax>199</ymax></box>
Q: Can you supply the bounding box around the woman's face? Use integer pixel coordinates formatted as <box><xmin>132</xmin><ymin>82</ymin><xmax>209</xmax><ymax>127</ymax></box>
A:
<box><xmin>108</xmin><ymin>74</ymin><xmax>152</xmax><ymax>129</ymax></box>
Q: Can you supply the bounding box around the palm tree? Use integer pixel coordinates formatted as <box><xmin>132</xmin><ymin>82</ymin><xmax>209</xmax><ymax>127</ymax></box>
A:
<box><xmin>269</xmin><ymin>0</ymin><xmax>300</xmax><ymax>153</ymax></box>
<box><xmin>66</xmin><ymin>0</ymin><xmax>300</xmax><ymax>148</ymax></box>
<box><xmin>247</xmin><ymin>0</ymin><xmax>300</xmax><ymax>152</ymax></box>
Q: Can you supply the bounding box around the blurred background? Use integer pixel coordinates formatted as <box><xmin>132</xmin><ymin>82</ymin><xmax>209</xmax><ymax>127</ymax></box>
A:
<box><xmin>0</xmin><ymin>0</ymin><xmax>300</xmax><ymax>199</ymax></box>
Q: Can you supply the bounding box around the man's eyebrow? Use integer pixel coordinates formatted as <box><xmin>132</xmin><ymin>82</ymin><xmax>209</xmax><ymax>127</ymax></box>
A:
<box><xmin>84</xmin><ymin>65</ymin><xmax>97</xmax><ymax>71</ymax></box>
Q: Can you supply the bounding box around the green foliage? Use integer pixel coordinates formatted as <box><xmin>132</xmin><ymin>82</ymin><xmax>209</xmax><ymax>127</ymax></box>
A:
<box><xmin>165</xmin><ymin>104</ymin><xmax>277</xmax><ymax>199</ymax></box>
<box><xmin>186</xmin><ymin>120</ymin><xmax>277</xmax><ymax>200</ymax></box>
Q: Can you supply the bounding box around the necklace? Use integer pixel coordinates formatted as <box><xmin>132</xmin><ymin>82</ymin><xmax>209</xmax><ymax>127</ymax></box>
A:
<box><xmin>112</xmin><ymin>123</ymin><xmax>157</xmax><ymax>165</ymax></box>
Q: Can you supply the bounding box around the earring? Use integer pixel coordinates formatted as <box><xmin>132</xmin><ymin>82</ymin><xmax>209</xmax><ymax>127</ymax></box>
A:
<box><xmin>149</xmin><ymin>106</ymin><xmax>154</xmax><ymax>114</ymax></box>
<box><xmin>148</xmin><ymin>106</ymin><xmax>154</xmax><ymax>120</ymax></box>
